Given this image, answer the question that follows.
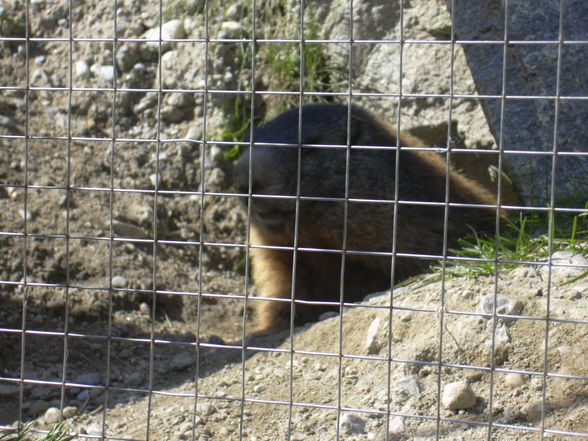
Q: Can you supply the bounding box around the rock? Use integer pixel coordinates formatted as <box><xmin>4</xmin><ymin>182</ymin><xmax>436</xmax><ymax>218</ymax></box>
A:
<box><xmin>441</xmin><ymin>381</ymin><xmax>477</xmax><ymax>410</ymax></box>
<box><xmin>388</xmin><ymin>415</ymin><xmax>405</xmax><ymax>435</ymax></box>
<box><xmin>197</xmin><ymin>402</ymin><xmax>215</xmax><ymax>417</ymax></box>
<box><xmin>149</xmin><ymin>173</ymin><xmax>161</xmax><ymax>187</ymax></box>
<box><xmin>62</xmin><ymin>406</ymin><xmax>78</xmax><ymax>418</ymax></box>
<box><xmin>116</xmin><ymin>44</ymin><xmax>139</xmax><ymax>72</ymax></box>
<box><xmin>111</xmin><ymin>276</ymin><xmax>127</xmax><ymax>289</ymax></box>
<box><xmin>465</xmin><ymin>370</ymin><xmax>484</xmax><ymax>383</ymax></box>
<box><xmin>542</xmin><ymin>252</ymin><xmax>588</xmax><ymax>278</ymax></box>
<box><xmin>0</xmin><ymin>115</ymin><xmax>22</xmax><ymax>134</ymax></box>
<box><xmin>521</xmin><ymin>400</ymin><xmax>549</xmax><ymax>422</ymax></box>
<box><xmin>90</xmin><ymin>64</ymin><xmax>116</xmax><ymax>82</ymax></box>
<box><xmin>144</xmin><ymin>20</ymin><xmax>186</xmax><ymax>51</ymax></box>
<box><xmin>43</xmin><ymin>406</ymin><xmax>61</xmax><ymax>424</ymax></box>
<box><xmin>445</xmin><ymin>0</ymin><xmax>588</xmax><ymax>205</ymax></box>
<box><xmin>75</xmin><ymin>373</ymin><xmax>103</xmax><ymax>385</ymax></box>
<box><xmin>478</xmin><ymin>293</ymin><xmax>523</xmax><ymax>321</ymax></box>
<box><xmin>32</xmin><ymin>68</ymin><xmax>51</xmax><ymax>86</ymax></box>
<box><xmin>74</xmin><ymin>60</ymin><xmax>90</xmax><ymax>78</ymax></box>
<box><xmin>170</xmin><ymin>352</ymin><xmax>194</xmax><ymax>370</ymax></box>
<box><xmin>0</xmin><ymin>383</ymin><xmax>20</xmax><ymax>397</ymax></box>
<box><xmin>493</xmin><ymin>323</ymin><xmax>510</xmax><ymax>346</ymax></box>
<box><xmin>397</xmin><ymin>376</ymin><xmax>421</xmax><ymax>396</ymax></box>
<box><xmin>112</xmin><ymin>220</ymin><xmax>149</xmax><ymax>239</ymax></box>
<box><xmin>139</xmin><ymin>302</ymin><xmax>150</xmax><ymax>314</ymax></box>
<box><xmin>339</xmin><ymin>412</ymin><xmax>366</xmax><ymax>435</ymax></box>
<box><xmin>569</xmin><ymin>283</ymin><xmax>588</xmax><ymax>300</ymax></box>
<box><xmin>504</xmin><ymin>373</ymin><xmax>525</xmax><ymax>388</ymax></box>
<box><xmin>29</xmin><ymin>399</ymin><xmax>50</xmax><ymax>415</ymax></box>
<box><xmin>208</xmin><ymin>145</ymin><xmax>224</xmax><ymax>163</ymax></box>
<box><xmin>220</xmin><ymin>21</ymin><xmax>243</xmax><ymax>38</ymax></box>
<box><xmin>365</xmin><ymin>317</ymin><xmax>382</xmax><ymax>354</ymax></box>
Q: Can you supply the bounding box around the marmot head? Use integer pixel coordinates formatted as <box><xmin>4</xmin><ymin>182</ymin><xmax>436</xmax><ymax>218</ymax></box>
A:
<box><xmin>233</xmin><ymin>104</ymin><xmax>373</xmax><ymax>230</ymax></box>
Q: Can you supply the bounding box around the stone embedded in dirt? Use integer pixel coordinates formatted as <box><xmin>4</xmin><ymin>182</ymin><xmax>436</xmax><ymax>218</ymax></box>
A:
<box><xmin>569</xmin><ymin>283</ymin><xmax>588</xmax><ymax>300</ymax></box>
<box><xmin>478</xmin><ymin>293</ymin><xmax>523</xmax><ymax>320</ymax></box>
<box><xmin>441</xmin><ymin>381</ymin><xmax>477</xmax><ymax>410</ymax></box>
<box><xmin>339</xmin><ymin>412</ymin><xmax>366</xmax><ymax>435</ymax></box>
<box><xmin>493</xmin><ymin>323</ymin><xmax>510</xmax><ymax>346</ymax></box>
<box><xmin>220</xmin><ymin>21</ymin><xmax>243</xmax><ymax>38</ymax></box>
<box><xmin>43</xmin><ymin>406</ymin><xmax>61</xmax><ymax>424</ymax></box>
<box><xmin>365</xmin><ymin>316</ymin><xmax>382</xmax><ymax>354</ymax></box>
<box><xmin>74</xmin><ymin>60</ymin><xmax>90</xmax><ymax>78</ymax></box>
<box><xmin>75</xmin><ymin>373</ymin><xmax>103</xmax><ymax>385</ymax></box>
<box><xmin>111</xmin><ymin>276</ymin><xmax>127</xmax><ymax>289</ymax></box>
<box><xmin>112</xmin><ymin>220</ymin><xmax>149</xmax><ymax>239</ymax></box>
<box><xmin>90</xmin><ymin>64</ymin><xmax>116</xmax><ymax>82</ymax></box>
<box><xmin>504</xmin><ymin>373</ymin><xmax>525</xmax><ymax>388</ymax></box>
<box><xmin>62</xmin><ymin>406</ymin><xmax>78</xmax><ymax>418</ymax></box>
<box><xmin>170</xmin><ymin>352</ymin><xmax>194</xmax><ymax>371</ymax></box>
<box><xmin>521</xmin><ymin>400</ymin><xmax>549</xmax><ymax>421</ymax></box>
<box><xmin>197</xmin><ymin>402</ymin><xmax>216</xmax><ymax>417</ymax></box>
<box><xmin>144</xmin><ymin>20</ymin><xmax>187</xmax><ymax>51</ymax></box>
<box><xmin>541</xmin><ymin>252</ymin><xmax>588</xmax><ymax>277</ymax></box>
<box><xmin>397</xmin><ymin>376</ymin><xmax>421</xmax><ymax>396</ymax></box>
<box><xmin>388</xmin><ymin>415</ymin><xmax>405</xmax><ymax>435</ymax></box>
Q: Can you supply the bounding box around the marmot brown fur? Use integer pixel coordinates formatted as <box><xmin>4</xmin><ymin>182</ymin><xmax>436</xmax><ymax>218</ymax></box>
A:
<box><xmin>233</xmin><ymin>104</ymin><xmax>499</xmax><ymax>333</ymax></box>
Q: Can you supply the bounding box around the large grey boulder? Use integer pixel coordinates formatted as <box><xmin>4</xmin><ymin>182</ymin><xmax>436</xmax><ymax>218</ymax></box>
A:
<box><xmin>445</xmin><ymin>0</ymin><xmax>588</xmax><ymax>206</ymax></box>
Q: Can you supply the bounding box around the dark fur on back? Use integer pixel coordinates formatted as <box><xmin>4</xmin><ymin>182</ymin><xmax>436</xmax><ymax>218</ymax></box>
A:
<box><xmin>234</xmin><ymin>104</ymin><xmax>499</xmax><ymax>332</ymax></box>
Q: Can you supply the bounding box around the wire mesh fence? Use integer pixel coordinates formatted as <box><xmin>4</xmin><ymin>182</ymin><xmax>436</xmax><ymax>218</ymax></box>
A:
<box><xmin>1</xmin><ymin>0</ymin><xmax>587</xmax><ymax>440</ymax></box>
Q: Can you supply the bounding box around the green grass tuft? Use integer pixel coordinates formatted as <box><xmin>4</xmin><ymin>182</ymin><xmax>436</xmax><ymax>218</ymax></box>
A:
<box><xmin>1</xmin><ymin>423</ymin><xmax>74</xmax><ymax>441</ymax></box>
<box><xmin>430</xmin><ymin>205</ymin><xmax>588</xmax><ymax>281</ymax></box>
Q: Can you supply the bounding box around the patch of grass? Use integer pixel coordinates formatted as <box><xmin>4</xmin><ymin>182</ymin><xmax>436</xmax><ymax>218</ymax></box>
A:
<box><xmin>431</xmin><ymin>205</ymin><xmax>588</xmax><ymax>281</ymax></box>
<box><xmin>1</xmin><ymin>423</ymin><xmax>74</xmax><ymax>441</ymax></box>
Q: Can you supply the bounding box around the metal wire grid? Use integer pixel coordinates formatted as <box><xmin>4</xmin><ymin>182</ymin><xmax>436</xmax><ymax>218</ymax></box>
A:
<box><xmin>0</xmin><ymin>0</ymin><xmax>587</xmax><ymax>440</ymax></box>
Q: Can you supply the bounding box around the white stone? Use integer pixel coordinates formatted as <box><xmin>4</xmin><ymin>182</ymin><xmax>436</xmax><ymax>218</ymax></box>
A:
<box><xmin>478</xmin><ymin>293</ymin><xmax>523</xmax><ymax>320</ymax></box>
<box><xmin>43</xmin><ymin>407</ymin><xmax>61</xmax><ymax>424</ymax></box>
<box><xmin>365</xmin><ymin>316</ymin><xmax>382</xmax><ymax>354</ymax></box>
<box><xmin>388</xmin><ymin>415</ymin><xmax>405</xmax><ymax>434</ymax></box>
<box><xmin>220</xmin><ymin>21</ymin><xmax>242</xmax><ymax>38</ymax></box>
<box><xmin>504</xmin><ymin>373</ymin><xmax>525</xmax><ymax>388</ymax></box>
<box><xmin>144</xmin><ymin>20</ymin><xmax>186</xmax><ymax>50</ymax></box>
<box><xmin>111</xmin><ymin>275</ymin><xmax>127</xmax><ymax>289</ymax></box>
<box><xmin>90</xmin><ymin>64</ymin><xmax>116</xmax><ymax>81</ymax></box>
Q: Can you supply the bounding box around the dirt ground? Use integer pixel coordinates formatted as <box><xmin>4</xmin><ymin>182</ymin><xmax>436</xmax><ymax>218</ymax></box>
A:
<box><xmin>1</xmin><ymin>0</ymin><xmax>588</xmax><ymax>439</ymax></box>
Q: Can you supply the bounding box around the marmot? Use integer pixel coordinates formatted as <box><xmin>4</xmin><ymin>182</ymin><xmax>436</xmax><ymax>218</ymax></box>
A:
<box><xmin>233</xmin><ymin>104</ymin><xmax>499</xmax><ymax>333</ymax></box>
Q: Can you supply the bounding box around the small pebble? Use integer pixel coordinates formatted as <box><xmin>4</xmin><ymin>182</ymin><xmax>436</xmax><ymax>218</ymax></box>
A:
<box><xmin>339</xmin><ymin>412</ymin><xmax>366</xmax><ymax>435</ymax></box>
<box><xmin>62</xmin><ymin>406</ymin><xmax>78</xmax><ymax>418</ymax></box>
<box><xmin>365</xmin><ymin>317</ymin><xmax>382</xmax><ymax>354</ymax></box>
<box><xmin>139</xmin><ymin>302</ymin><xmax>150</xmax><ymax>314</ymax></box>
<box><xmin>111</xmin><ymin>275</ymin><xmax>127</xmax><ymax>289</ymax></box>
<box><xmin>504</xmin><ymin>372</ymin><xmax>525</xmax><ymax>388</ymax></box>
